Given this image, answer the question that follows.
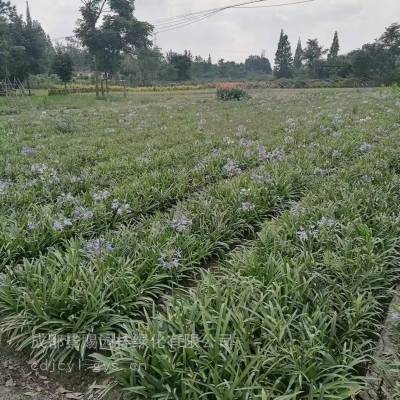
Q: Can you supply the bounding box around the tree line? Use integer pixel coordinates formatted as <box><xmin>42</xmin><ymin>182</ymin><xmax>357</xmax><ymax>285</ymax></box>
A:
<box><xmin>274</xmin><ymin>26</ymin><xmax>400</xmax><ymax>84</ymax></box>
<box><xmin>0</xmin><ymin>1</ymin><xmax>52</xmax><ymax>82</ymax></box>
<box><xmin>0</xmin><ymin>0</ymin><xmax>399</xmax><ymax>87</ymax></box>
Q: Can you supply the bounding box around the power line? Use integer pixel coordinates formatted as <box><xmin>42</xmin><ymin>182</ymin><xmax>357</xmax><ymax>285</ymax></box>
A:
<box><xmin>153</xmin><ymin>0</ymin><xmax>318</xmax><ymax>34</ymax></box>
<box><xmin>52</xmin><ymin>0</ymin><xmax>318</xmax><ymax>40</ymax></box>
<box><xmin>234</xmin><ymin>0</ymin><xmax>316</xmax><ymax>8</ymax></box>
<box><xmin>155</xmin><ymin>11</ymin><xmax>223</xmax><ymax>33</ymax></box>
<box><xmin>154</xmin><ymin>10</ymin><xmax>221</xmax><ymax>31</ymax></box>
<box><xmin>153</xmin><ymin>0</ymin><xmax>266</xmax><ymax>25</ymax></box>
<box><xmin>152</xmin><ymin>8</ymin><xmax>221</xmax><ymax>24</ymax></box>
<box><xmin>154</xmin><ymin>0</ymin><xmax>275</xmax><ymax>32</ymax></box>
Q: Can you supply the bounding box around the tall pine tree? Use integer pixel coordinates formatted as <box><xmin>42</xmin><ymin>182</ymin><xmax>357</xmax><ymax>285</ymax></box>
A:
<box><xmin>328</xmin><ymin>31</ymin><xmax>339</xmax><ymax>60</ymax></box>
<box><xmin>26</xmin><ymin>0</ymin><xmax>32</xmax><ymax>27</ymax></box>
<box><xmin>293</xmin><ymin>38</ymin><xmax>303</xmax><ymax>70</ymax></box>
<box><xmin>274</xmin><ymin>29</ymin><xmax>293</xmax><ymax>78</ymax></box>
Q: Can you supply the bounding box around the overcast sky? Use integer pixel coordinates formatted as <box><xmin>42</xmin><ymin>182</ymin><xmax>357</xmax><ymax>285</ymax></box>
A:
<box><xmin>13</xmin><ymin>0</ymin><xmax>400</xmax><ymax>62</ymax></box>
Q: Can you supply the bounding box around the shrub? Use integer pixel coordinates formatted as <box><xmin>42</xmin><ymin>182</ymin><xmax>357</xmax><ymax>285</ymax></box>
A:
<box><xmin>55</xmin><ymin>117</ymin><xmax>77</xmax><ymax>133</ymax></box>
<box><xmin>216</xmin><ymin>83</ymin><xmax>248</xmax><ymax>101</ymax></box>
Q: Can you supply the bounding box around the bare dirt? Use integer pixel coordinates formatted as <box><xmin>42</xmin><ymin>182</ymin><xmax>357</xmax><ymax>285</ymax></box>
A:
<box><xmin>0</xmin><ymin>346</ymin><xmax>113</xmax><ymax>400</ymax></box>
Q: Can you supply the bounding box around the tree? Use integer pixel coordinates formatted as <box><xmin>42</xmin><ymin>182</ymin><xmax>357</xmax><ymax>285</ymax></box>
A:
<box><xmin>166</xmin><ymin>50</ymin><xmax>192</xmax><ymax>81</ymax></box>
<box><xmin>52</xmin><ymin>49</ymin><xmax>73</xmax><ymax>87</ymax></box>
<box><xmin>303</xmin><ymin>38</ymin><xmax>327</xmax><ymax>78</ymax></box>
<box><xmin>349</xmin><ymin>41</ymin><xmax>399</xmax><ymax>84</ymax></box>
<box><xmin>137</xmin><ymin>47</ymin><xmax>164</xmax><ymax>85</ymax></box>
<box><xmin>0</xmin><ymin>1</ymin><xmax>53</xmax><ymax>81</ymax></box>
<box><xmin>304</xmin><ymin>39</ymin><xmax>326</xmax><ymax>65</ymax></box>
<box><xmin>0</xmin><ymin>0</ymin><xmax>14</xmax><ymax>17</ymax></box>
<box><xmin>75</xmin><ymin>0</ymin><xmax>153</xmax><ymax>96</ymax></box>
<box><xmin>25</xmin><ymin>0</ymin><xmax>32</xmax><ymax>27</ymax></box>
<box><xmin>245</xmin><ymin>54</ymin><xmax>272</xmax><ymax>74</ymax></box>
<box><xmin>192</xmin><ymin>55</ymin><xmax>212</xmax><ymax>79</ymax></box>
<box><xmin>274</xmin><ymin>29</ymin><xmax>293</xmax><ymax>78</ymax></box>
<box><xmin>380</xmin><ymin>22</ymin><xmax>400</xmax><ymax>55</ymax></box>
<box><xmin>328</xmin><ymin>31</ymin><xmax>340</xmax><ymax>60</ymax></box>
<box><xmin>293</xmin><ymin>38</ymin><xmax>303</xmax><ymax>70</ymax></box>
<box><xmin>61</xmin><ymin>37</ymin><xmax>91</xmax><ymax>72</ymax></box>
<box><xmin>0</xmin><ymin>1</ymin><xmax>13</xmax><ymax>78</ymax></box>
<box><xmin>22</xmin><ymin>6</ymin><xmax>54</xmax><ymax>77</ymax></box>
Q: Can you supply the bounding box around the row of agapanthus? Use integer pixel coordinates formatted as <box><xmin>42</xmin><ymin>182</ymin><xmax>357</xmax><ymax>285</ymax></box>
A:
<box><xmin>93</xmin><ymin>131</ymin><xmax>400</xmax><ymax>399</ymax></box>
<box><xmin>0</xmin><ymin>107</ymin><xmax>384</xmax><ymax>364</ymax></box>
<box><xmin>1</xmin><ymin>129</ymin><xmax>241</xmax><ymax>210</ymax></box>
<box><xmin>0</xmin><ymin>129</ymin><xmax>286</xmax><ymax>267</ymax></box>
<box><xmin>0</xmin><ymin>109</ymin><xmax>231</xmax><ymax>210</ymax></box>
<box><xmin>0</xmin><ymin>141</ymin><xmax>316</xmax><ymax>362</ymax></box>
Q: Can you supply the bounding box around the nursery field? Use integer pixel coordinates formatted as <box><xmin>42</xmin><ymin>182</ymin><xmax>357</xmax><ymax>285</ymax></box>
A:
<box><xmin>1</xmin><ymin>88</ymin><xmax>400</xmax><ymax>399</ymax></box>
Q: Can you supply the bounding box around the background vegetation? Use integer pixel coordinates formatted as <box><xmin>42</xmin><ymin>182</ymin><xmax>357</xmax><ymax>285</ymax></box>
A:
<box><xmin>0</xmin><ymin>0</ymin><xmax>399</xmax><ymax>89</ymax></box>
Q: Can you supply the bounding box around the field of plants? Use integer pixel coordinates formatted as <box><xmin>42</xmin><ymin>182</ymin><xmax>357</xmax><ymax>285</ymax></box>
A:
<box><xmin>1</xmin><ymin>88</ymin><xmax>400</xmax><ymax>399</ymax></box>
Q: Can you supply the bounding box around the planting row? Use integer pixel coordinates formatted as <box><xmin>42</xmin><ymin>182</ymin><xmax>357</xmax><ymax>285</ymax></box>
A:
<box><xmin>0</xmin><ymin>131</ymin><xmax>282</xmax><ymax>266</ymax></box>
<box><xmin>0</xmin><ymin>107</ymin><xmax>388</xmax><ymax>363</ymax></box>
<box><xmin>95</xmin><ymin>134</ymin><xmax>400</xmax><ymax>399</ymax></box>
<box><xmin>0</xmin><ymin>153</ymin><xmax>314</xmax><ymax>361</ymax></box>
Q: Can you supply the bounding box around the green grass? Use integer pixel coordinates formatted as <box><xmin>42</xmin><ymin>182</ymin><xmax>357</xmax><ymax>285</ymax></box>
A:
<box><xmin>0</xmin><ymin>88</ymin><xmax>400</xmax><ymax>399</ymax></box>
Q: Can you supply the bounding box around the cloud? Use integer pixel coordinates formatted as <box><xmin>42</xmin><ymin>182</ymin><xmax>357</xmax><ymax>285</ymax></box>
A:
<box><xmin>14</xmin><ymin>0</ymin><xmax>400</xmax><ymax>61</ymax></box>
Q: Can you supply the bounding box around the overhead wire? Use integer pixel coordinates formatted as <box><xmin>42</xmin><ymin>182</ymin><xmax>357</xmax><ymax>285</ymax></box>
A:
<box><xmin>52</xmin><ymin>0</ymin><xmax>317</xmax><ymax>40</ymax></box>
<box><xmin>234</xmin><ymin>0</ymin><xmax>316</xmax><ymax>8</ymax></box>
<box><xmin>153</xmin><ymin>0</ymin><xmax>279</xmax><ymax>33</ymax></box>
<box><xmin>153</xmin><ymin>0</ymin><xmax>317</xmax><ymax>34</ymax></box>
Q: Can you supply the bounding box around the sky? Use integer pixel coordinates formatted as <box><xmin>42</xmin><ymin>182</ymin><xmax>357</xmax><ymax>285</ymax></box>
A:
<box><xmin>13</xmin><ymin>0</ymin><xmax>400</xmax><ymax>62</ymax></box>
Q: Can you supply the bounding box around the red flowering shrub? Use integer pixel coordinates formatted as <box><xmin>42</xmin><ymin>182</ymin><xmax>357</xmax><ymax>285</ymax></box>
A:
<box><xmin>216</xmin><ymin>83</ymin><xmax>248</xmax><ymax>101</ymax></box>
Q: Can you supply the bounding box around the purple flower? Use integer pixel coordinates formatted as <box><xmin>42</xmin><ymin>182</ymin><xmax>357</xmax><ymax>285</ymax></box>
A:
<box><xmin>160</xmin><ymin>250</ymin><xmax>182</xmax><ymax>271</ymax></box>
<box><xmin>290</xmin><ymin>202</ymin><xmax>305</xmax><ymax>215</ymax></box>
<box><xmin>31</xmin><ymin>163</ymin><xmax>47</xmax><ymax>175</ymax></box>
<box><xmin>239</xmin><ymin>138</ymin><xmax>253</xmax><ymax>148</ymax></box>
<box><xmin>224</xmin><ymin>160</ymin><xmax>242</xmax><ymax>177</ymax></box>
<box><xmin>240</xmin><ymin>202</ymin><xmax>255</xmax><ymax>212</ymax></box>
<box><xmin>93</xmin><ymin>190</ymin><xmax>111</xmax><ymax>202</ymax></box>
<box><xmin>73</xmin><ymin>207</ymin><xmax>94</xmax><ymax>221</ymax></box>
<box><xmin>111</xmin><ymin>200</ymin><xmax>131</xmax><ymax>216</ymax></box>
<box><xmin>27</xmin><ymin>222</ymin><xmax>39</xmax><ymax>231</ymax></box>
<box><xmin>359</xmin><ymin>143</ymin><xmax>373</xmax><ymax>154</ymax></box>
<box><xmin>360</xmin><ymin>174</ymin><xmax>373</xmax><ymax>183</ymax></box>
<box><xmin>317</xmin><ymin>217</ymin><xmax>335</xmax><ymax>228</ymax></box>
<box><xmin>258</xmin><ymin>145</ymin><xmax>267</xmax><ymax>161</ymax></box>
<box><xmin>53</xmin><ymin>218</ymin><xmax>72</xmax><ymax>231</ymax></box>
<box><xmin>57</xmin><ymin>193</ymin><xmax>76</xmax><ymax>206</ymax></box>
<box><xmin>297</xmin><ymin>225</ymin><xmax>320</xmax><ymax>241</ymax></box>
<box><xmin>172</xmin><ymin>214</ymin><xmax>193</xmax><ymax>233</ymax></box>
<box><xmin>21</xmin><ymin>146</ymin><xmax>34</xmax><ymax>156</ymax></box>
<box><xmin>285</xmin><ymin>118</ymin><xmax>296</xmax><ymax>133</ymax></box>
<box><xmin>85</xmin><ymin>238</ymin><xmax>113</xmax><ymax>259</ymax></box>
<box><xmin>251</xmin><ymin>174</ymin><xmax>267</xmax><ymax>185</ymax></box>
<box><xmin>266</xmin><ymin>149</ymin><xmax>287</xmax><ymax>162</ymax></box>
<box><xmin>297</xmin><ymin>228</ymin><xmax>309</xmax><ymax>241</ymax></box>
<box><xmin>69</xmin><ymin>175</ymin><xmax>83</xmax><ymax>183</ymax></box>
